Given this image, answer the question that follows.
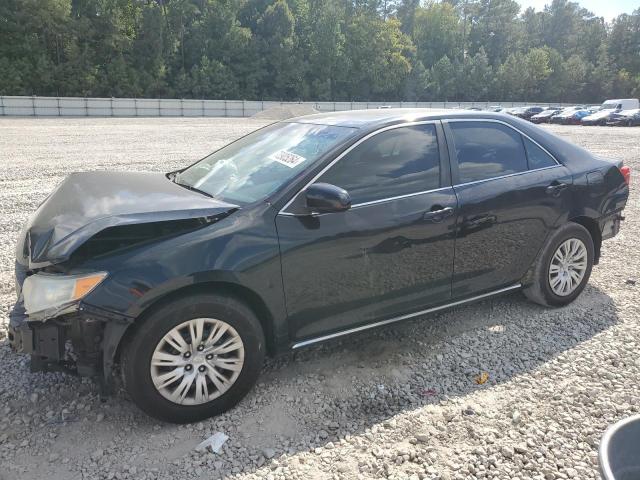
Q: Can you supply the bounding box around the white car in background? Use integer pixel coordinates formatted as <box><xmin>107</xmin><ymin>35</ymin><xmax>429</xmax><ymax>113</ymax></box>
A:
<box><xmin>582</xmin><ymin>99</ymin><xmax>640</xmax><ymax>126</ymax></box>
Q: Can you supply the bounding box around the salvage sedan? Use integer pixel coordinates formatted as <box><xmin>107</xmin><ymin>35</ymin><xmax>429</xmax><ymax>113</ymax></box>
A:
<box><xmin>9</xmin><ymin>110</ymin><xmax>630</xmax><ymax>423</ymax></box>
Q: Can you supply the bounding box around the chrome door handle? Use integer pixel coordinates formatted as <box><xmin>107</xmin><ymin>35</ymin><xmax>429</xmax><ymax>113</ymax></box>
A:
<box><xmin>546</xmin><ymin>182</ymin><xmax>568</xmax><ymax>196</ymax></box>
<box><xmin>423</xmin><ymin>207</ymin><xmax>454</xmax><ymax>223</ymax></box>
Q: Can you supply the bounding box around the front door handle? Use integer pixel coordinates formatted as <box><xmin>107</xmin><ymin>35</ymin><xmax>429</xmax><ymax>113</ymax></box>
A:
<box><xmin>423</xmin><ymin>206</ymin><xmax>455</xmax><ymax>223</ymax></box>
<box><xmin>546</xmin><ymin>182</ymin><xmax>569</xmax><ymax>196</ymax></box>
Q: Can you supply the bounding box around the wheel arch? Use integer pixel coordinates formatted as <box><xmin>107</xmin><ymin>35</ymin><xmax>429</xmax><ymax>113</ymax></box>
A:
<box><xmin>111</xmin><ymin>281</ymin><xmax>278</xmax><ymax>373</ymax></box>
<box><xmin>569</xmin><ymin>215</ymin><xmax>602</xmax><ymax>264</ymax></box>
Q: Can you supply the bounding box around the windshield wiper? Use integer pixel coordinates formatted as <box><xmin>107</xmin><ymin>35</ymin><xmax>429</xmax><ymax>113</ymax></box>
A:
<box><xmin>170</xmin><ymin>176</ymin><xmax>214</xmax><ymax>198</ymax></box>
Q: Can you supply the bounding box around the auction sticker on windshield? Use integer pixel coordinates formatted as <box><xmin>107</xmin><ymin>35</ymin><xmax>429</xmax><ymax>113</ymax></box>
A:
<box><xmin>269</xmin><ymin>150</ymin><xmax>307</xmax><ymax>168</ymax></box>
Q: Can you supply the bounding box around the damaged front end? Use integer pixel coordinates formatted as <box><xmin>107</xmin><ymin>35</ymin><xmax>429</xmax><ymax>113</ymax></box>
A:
<box><xmin>9</xmin><ymin>295</ymin><xmax>123</xmax><ymax>380</ymax></box>
<box><xmin>9</xmin><ymin>261</ymin><xmax>125</xmax><ymax>383</ymax></box>
<box><xmin>9</xmin><ymin>171</ymin><xmax>239</xmax><ymax>389</ymax></box>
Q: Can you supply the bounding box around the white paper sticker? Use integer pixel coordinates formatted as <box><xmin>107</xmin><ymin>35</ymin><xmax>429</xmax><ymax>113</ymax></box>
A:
<box><xmin>269</xmin><ymin>149</ymin><xmax>306</xmax><ymax>168</ymax></box>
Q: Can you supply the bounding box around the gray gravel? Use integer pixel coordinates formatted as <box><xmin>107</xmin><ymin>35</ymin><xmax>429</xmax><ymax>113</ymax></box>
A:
<box><xmin>0</xmin><ymin>118</ymin><xmax>639</xmax><ymax>480</ymax></box>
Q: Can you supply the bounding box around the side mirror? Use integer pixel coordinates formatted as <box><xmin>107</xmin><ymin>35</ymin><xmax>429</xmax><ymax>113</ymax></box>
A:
<box><xmin>305</xmin><ymin>183</ymin><xmax>351</xmax><ymax>214</ymax></box>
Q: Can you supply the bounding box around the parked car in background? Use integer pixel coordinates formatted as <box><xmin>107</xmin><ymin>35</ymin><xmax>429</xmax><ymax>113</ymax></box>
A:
<box><xmin>505</xmin><ymin>107</ymin><xmax>526</xmax><ymax>117</ymax></box>
<box><xmin>490</xmin><ymin>105</ymin><xmax>504</xmax><ymax>112</ymax></box>
<box><xmin>582</xmin><ymin>109</ymin><xmax>616</xmax><ymax>126</ymax></box>
<box><xmin>551</xmin><ymin>107</ymin><xmax>593</xmax><ymax>125</ymax></box>
<box><xmin>530</xmin><ymin>107</ymin><xmax>562</xmax><ymax>124</ymax></box>
<box><xmin>8</xmin><ymin>109</ymin><xmax>630</xmax><ymax>422</ymax></box>
<box><xmin>607</xmin><ymin>109</ymin><xmax>640</xmax><ymax>127</ymax></box>
<box><xmin>581</xmin><ymin>99</ymin><xmax>637</xmax><ymax>126</ymax></box>
<box><xmin>604</xmin><ymin>98</ymin><xmax>639</xmax><ymax>111</ymax></box>
<box><xmin>514</xmin><ymin>106</ymin><xmax>545</xmax><ymax>120</ymax></box>
<box><xmin>548</xmin><ymin>106</ymin><xmax>580</xmax><ymax>121</ymax></box>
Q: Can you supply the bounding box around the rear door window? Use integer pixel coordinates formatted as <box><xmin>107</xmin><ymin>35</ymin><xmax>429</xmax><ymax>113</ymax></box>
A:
<box><xmin>449</xmin><ymin>122</ymin><xmax>528</xmax><ymax>184</ymax></box>
<box><xmin>319</xmin><ymin>124</ymin><xmax>441</xmax><ymax>204</ymax></box>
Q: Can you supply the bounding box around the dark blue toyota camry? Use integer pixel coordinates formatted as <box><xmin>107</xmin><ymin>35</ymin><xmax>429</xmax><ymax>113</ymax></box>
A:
<box><xmin>9</xmin><ymin>109</ymin><xmax>630</xmax><ymax>422</ymax></box>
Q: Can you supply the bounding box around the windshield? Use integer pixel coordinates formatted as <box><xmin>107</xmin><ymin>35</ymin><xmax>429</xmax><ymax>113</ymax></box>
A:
<box><xmin>601</xmin><ymin>102</ymin><xmax>618</xmax><ymax>110</ymax></box>
<box><xmin>174</xmin><ymin>122</ymin><xmax>356</xmax><ymax>204</ymax></box>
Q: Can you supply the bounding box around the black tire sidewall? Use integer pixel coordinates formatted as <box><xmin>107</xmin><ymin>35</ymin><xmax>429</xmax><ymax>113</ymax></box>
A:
<box><xmin>538</xmin><ymin>224</ymin><xmax>594</xmax><ymax>307</ymax></box>
<box><xmin>122</xmin><ymin>293</ymin><xmax>265</xmax><ymax>423</ymax></box>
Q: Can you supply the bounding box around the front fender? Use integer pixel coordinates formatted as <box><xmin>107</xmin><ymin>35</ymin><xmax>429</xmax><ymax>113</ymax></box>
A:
<box><xmin>77</xmin><ymin>207</ymin><xmax>288</xmax><ymax>351</ymax></box>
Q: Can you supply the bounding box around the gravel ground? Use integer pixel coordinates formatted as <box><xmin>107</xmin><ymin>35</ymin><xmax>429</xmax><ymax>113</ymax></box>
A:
<box><xmin>0</xmin><ymin>118</ymin><xmax>638</xmax><ymax>480</ymax></box>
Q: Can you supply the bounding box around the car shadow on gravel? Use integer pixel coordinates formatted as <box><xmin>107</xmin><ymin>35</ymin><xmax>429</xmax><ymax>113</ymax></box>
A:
<box><xmin>0</xmin><ymin>284</ymin><xmax>620</xmax><ymax>478</ymax></box>
<box><xmin>227</xmin><ymin>284</ymin><xmax>620</xmax><ymax>473</ymax></box>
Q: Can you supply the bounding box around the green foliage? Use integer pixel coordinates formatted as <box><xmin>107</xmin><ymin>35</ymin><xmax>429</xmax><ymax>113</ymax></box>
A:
<box><xmin>341</xmin><ymin>15</ymin><xmax>413</xmax><ymax>100</ymax></box>
<box><xmin>413</xmin><ymin>2</ymin><xmax>460</xmax><ymax>68</ymax></box>
<box><xmin>0</xmin><ymin>0</ymin><xmax>639</xmax><ymax>102</ymax></box>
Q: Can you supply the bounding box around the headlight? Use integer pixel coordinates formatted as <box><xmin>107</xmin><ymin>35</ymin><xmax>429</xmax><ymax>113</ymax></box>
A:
<box><xmin>22</xmin><ymin>272</ymin><xmax>107</xmax><ymax>318</ymax></box>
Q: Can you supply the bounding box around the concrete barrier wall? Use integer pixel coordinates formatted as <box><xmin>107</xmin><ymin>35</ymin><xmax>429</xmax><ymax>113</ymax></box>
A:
<box><xmin>0</xmin><ymin>96</ymin><xmax>573</xmax><ymax>117</ymax></box>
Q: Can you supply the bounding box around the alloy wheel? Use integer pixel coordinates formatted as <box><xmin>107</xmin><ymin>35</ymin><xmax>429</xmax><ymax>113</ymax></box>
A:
<box><xmin>150</xmin><ymin>318</ymin><xmax>245</xmax><ymax>405</ymax></box>
<box><xmin>548</xmin><ymin>238</ymin><xmax>588</xmax><ymax>297</ymax></box>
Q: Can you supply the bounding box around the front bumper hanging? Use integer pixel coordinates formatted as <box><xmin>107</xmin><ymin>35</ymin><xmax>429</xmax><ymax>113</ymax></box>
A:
<box><xmin>9</xmin><ymin>298</ymin><xmax>133</xmax><ymax>386</ymax></box>
<box><xmin>9</xmin><ymin>301</ymin><xmax>67</xmax><ymax>371</ymax></box>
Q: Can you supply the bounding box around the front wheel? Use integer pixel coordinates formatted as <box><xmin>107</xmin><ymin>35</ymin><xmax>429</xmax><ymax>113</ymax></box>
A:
<box><xmin>121</xmin><ymin>293</ymin><xmax>265</xmax><ymax>423</ymax></box>
<box><xmin>524</xmin><ymin>223</ymin><xmax>594</xmax><ymax>307</ymax></box>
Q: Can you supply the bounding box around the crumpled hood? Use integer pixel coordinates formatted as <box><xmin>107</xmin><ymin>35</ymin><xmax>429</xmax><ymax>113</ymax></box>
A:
<box><xmin>16</xmin><ymin>171</ymin><xmax>238</xmax><ymax>268</ymax></box>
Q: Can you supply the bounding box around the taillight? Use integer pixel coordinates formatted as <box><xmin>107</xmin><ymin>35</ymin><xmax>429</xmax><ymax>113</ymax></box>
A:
<box><xmin>620</xmin><ymin>165</ymin><xmax>631</xmax><ymax>186</ymax></box>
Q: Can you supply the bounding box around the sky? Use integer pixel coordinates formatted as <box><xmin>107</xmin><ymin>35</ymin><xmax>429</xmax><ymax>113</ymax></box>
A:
<box><xmin>517</xmin><ymin>0</ymin><xmax>638</xmax><ymax>20</ymax></box>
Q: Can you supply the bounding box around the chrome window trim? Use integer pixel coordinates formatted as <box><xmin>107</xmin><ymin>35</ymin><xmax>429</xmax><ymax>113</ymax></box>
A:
<box><xmin>291</xmin><ymin>283</ymin><xmax>522</xmax><ymax>349</ymax></box>
<box><xmin>277</xmin><ymin>185</ymin><xmax>454</xmax><ymax>216</ymax></box>
<box><xmin>444</xmin><ymin>118</ymin><xmax>563</xmax><ymax>186</ymax></box>
<box><xmin>278</xmin><ymin>117</ymin><xmax>564</xmax><ymax>216</ymax></box>
<box><xmin>444</xmin><ymin>117</ymin><xmax>561</xmax><ymax>167</ymax></box>
<box><xmin>453</xmin><ymin>164</ymin><xmax>563</xmax><ymax>188</ymax></box>
<box><xmin>277</xmin><ymin>120</ymin><xmax>440</xmax><ymax>216</ymax></box>
<box><xmin>350</xmin><ymin>186</ymin><xmax>452</xmax><ymax>209</ymax></box>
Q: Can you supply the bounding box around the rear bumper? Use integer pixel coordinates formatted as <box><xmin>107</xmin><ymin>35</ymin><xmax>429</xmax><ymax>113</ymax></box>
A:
<box><xmin>601</xmin><ymin>212</ymin><xmax>624</xmax><ymax>241</ymax></box>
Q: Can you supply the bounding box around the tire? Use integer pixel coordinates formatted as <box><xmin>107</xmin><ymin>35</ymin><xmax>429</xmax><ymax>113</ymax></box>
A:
<box><xmin>121</xmin><ymin>293</ymin><xmax>265</xmax><ymax>423</ymax></box>
<box><xmin>523</xmin><ymin>223</ymin><xmax>594</xmax><ymax>307</ymax></box>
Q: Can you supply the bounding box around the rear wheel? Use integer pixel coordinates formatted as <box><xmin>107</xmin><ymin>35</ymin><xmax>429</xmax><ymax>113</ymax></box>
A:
<box><xmin>122</xmin><ymin>293</ymin><xmax>265</xmax><ymax>423</ymax></box>
<box><xmin>524</xmin><ymin>223</ymin><xmax>594</xmax><ymax>307</ymax></box>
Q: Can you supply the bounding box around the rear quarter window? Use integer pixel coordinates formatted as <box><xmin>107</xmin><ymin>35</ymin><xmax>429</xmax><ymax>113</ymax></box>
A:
<box><xmin>449</xmin><ymin>122</ymin><xmax>528</xmax><ymax>184</ymax></box>
<box><xmin>523</xmin><ymin>137</ymin><xmax>557</xmax><ymax>169</ymax></box>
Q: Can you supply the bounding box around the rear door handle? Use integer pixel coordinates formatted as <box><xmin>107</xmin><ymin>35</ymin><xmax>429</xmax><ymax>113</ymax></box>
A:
<box><xmin>546</xmin><ymin>182</ymin><xmax>569</xmax><ymax>196</ymax></box>
<box><xmin>423</xmin><ymin>206</ymin><xmax>454</xmax><ymax>223</ymax></box>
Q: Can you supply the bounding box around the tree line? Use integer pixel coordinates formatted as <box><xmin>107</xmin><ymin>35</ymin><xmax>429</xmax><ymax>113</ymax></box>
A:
<box><xmin>1</xmin><ymin>0</ymin><xmax>639</xmax><ymax>103</ymax></box>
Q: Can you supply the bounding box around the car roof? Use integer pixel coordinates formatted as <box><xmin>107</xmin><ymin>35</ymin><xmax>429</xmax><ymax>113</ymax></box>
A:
<box><xmin>286</xmin><ymin>108</ymin><xmax>519</xmax><ymax>129</ymax></box>
<box><xmin>286</xmin><ymin>108</ymin><xmax>611</xmax><ymax>174</ymax></box>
